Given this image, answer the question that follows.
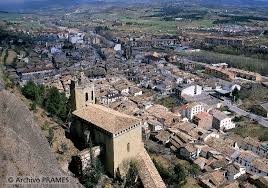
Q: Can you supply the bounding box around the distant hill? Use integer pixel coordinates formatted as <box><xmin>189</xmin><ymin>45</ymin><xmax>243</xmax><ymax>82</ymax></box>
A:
<box><xmin>0</xmin><ymin>0</ymin><xmax>79</xmax><ymax>11</ymax></box>
<box><xmin>194</xmin><ymin>0</ymin><xmax>268</xmax><ymax>6</ymax></box>
<box><xmin>0</xmin><ymin>0</ymin><xmax>268</xmax><ymax>11</ymax></box>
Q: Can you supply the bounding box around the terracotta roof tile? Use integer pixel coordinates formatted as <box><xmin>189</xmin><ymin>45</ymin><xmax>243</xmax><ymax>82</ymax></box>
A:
<box><xmin>73</xmin><ymin>104</ymin><xmax>140</xmax><ymax>134</ymax></box>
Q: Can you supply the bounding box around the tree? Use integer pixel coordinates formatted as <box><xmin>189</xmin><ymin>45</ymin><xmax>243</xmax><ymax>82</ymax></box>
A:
<box><xmin>259</xmin><ymin>134</ymin><xmax>268</xmax><ymax>142</ymax></box>
<box><xmin>82</xmin><ymin>141</ymin><xmax>103</xmax><ymax>188</ymax></box>
<box><xmin>44</xmin><ymin>87</ymin><xmax>69</xmax><ymax>121</ymax></box>
<box><xmin>231</xmin><ymin>87</ymin><xmax>240</xmax><ymax>102</ymax></box>
<box><xmin>173</xmin><ymin>163</ymin><xmax>187</xmax><ymax>186</ymax></box>
<box><xmin>250</xmin><ymin>105</ymin><xmax>267</xmax><ymax>117</ymax></box>
<box><xmin>153</xmin><ymin>158</ymin><xmax>173</xmax><ymax>184</ymax></box>
<box><xmin>188</xmin><ymin>163</ymin><xmax>200</xmax><ymax>178</ymax></box>
<box><xmin>22</xmin><ymin>81</ymin><xmax>70</xmax><ymax>122</ymax></box>
<box><xmin>22</xmin><ymin>80</ymin><xmax>45</xmax><ymax>104</ymax></box>
<box><xmin>22</xmin><ymin>80</ymin><xmax>38</xmax><ymax>100</ymax></box>
<box><xmin>125</xmin><ymin>161</ymin><xmax>140</xmax><ymax>188</ymax></box>
<box><xmin>47</xmin><ymin>128</ymin><xmax>54</xmax><ymax>146</ymax></box>
<box><xmin>30</xmin><ymin>101</ymin><xmax>37</xmax><ymax>111</ymax></box>
<box><xmin>153</xmin><ymin>158</ymin><xmax>187</xmax><ymax>187</ymax></box>
<box><xmin>62</xmin><ymin>41</ymin><xmax>74</xmax><ymax>50</ymax></box>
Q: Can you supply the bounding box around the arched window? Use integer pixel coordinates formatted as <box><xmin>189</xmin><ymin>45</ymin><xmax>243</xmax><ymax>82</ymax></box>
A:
<box><xmin>127</xmin><ymin>143</ymin><xmax>130</xmax><ymax>152</ymax></box>
<box><xmin>85</xmin><ymin>93</ymin><xmax>89</xmax><ymax>101</ymax></box>
<box><xmin>91</xmin><ymin>91</ymin><xmax>94</xmax><ymax>101</ymax></box>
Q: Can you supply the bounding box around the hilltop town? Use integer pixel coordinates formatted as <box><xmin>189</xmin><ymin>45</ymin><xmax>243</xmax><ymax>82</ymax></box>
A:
<box><xmin>1</xmin><ymin>1</ymin><xmax>268</xmax><ymax>188</ymax></box>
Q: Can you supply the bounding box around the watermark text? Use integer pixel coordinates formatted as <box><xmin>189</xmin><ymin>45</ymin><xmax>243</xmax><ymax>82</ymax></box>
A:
<box><xmin>6</xmin><ymin>176</ymin><xmax>71</xmax><ymax>185</ymax></box>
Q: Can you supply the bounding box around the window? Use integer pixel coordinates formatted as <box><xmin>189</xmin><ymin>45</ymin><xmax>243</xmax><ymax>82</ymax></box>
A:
<box><xmin>85</xmin><ymin>93</ymin><xmax>89</xmax><ymax>101</ymax></box>
<box><xmin>127</xmin><ymin>143</ymin><xmax>130</xmax><ymax>152</ymax></box>
<box><xmin>91</xmin><ymin>91</ymin><xmax>94</xmax><ymax>101</ymax></box>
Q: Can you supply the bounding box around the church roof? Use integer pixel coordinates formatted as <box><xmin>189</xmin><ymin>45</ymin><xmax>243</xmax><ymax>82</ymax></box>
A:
<box><xmin>73</xmin><ymin>104</ymin><xmax>140</xmax><ymax>134</ymax></box>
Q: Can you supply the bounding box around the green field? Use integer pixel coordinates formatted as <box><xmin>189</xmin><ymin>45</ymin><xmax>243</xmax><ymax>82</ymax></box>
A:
<box><xmin>229</xmin><ymin>121</ymin><xmax>268</xmax><ymax>141</ymax></box>
<box><xmin>66</xmin><ymin>6</ymin><xmax>216</xmax><ymax>35</ymax></box>
<box><xmin>177</xmin><ymin>50</ymin><xmax>268</xmax><ymax>75</ymax></box>
<box><xmin>0</xmin><ymin>12</ymin><xmax>45</xmax><ymax>30</ymax></box>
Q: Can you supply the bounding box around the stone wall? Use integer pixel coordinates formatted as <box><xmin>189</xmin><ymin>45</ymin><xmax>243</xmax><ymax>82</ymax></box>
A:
<box><xmin>93</xmin><ymin>128</ymin><xmax>114</xmax><ymax>176</ymax></box>
<box><xmin>113</xmin><ymin>126</ymin><xmax>144</xmax><ymax>176</ymax></box>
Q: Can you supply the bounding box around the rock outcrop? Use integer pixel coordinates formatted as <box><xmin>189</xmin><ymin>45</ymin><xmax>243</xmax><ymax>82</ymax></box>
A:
<box><xmin>0</xmin><ymin>79</ymin><xmax>83</xmax><ymax>188</ymax></box>
<box><xmin>0</xmin><ymin>66</ymin><xmax>4</xmax><ymax>91</ymax></box>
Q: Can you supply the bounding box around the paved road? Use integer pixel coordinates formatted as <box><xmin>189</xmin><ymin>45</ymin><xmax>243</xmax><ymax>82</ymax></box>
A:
<box><xmin>222</xmin><ymin>98</ymin><xmax>268</xmax><ymax>128</ymax></box>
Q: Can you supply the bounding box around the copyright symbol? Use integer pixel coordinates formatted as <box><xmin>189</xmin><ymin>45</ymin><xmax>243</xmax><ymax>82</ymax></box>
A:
<box><xmin>7</xmin><ymin>177</ymin><xmax>14</xmax><ymax>183</ymax></box>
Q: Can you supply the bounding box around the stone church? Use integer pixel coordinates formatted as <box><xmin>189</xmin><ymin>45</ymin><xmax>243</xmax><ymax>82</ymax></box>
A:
<box><xmin>70</xmin><ymin>73</ymin><xmax>144</xmax><ymax>177</ymax></box>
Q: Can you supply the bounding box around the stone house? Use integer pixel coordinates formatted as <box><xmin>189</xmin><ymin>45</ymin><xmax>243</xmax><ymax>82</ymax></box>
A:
<box><xmin>114</xmin><ymin>81</ymin><xmax>132</xmax><ymax>95</ymax></box>
<box><xmin>19</xmin><ymin>66</ymin><xmax>55</xmax><ymax>81</ymax></box>
<box><xmin>99</xmin><ymin>91</ymin><xmax>122</xmax><ymax>105</ymax></box>
<box><xmin>223</xmin><ymin>163</ymin><xmax>246</xmax><ymax>181</ymax></box>
<box><xmin>178</xmin><ymin>144</ymin><xmax>200</xmax><ymax>161</ymax></box>
<box><xmin>193</xmin><ymin>157</ymin><xmax>208</xmax><ymax>170</ymax></box>
<box><xmin>199</xmin><ymin>171</ymin><xmax>225</xmax><ymax>188</ymax></box>
<box><xmin>146</xmin><ymin>105</ymin><xmax>181</xmax><ymax>127</ymax></box>
<box><xmin>154</xmin><ymin>130</ymin><xmax>172</xmax><ymax>145</ymax></box>
<box><xmin>249</xmin><ymin>159</ymin><xmax>268</xmax><ymax>176</ymax></box>
<box><xmin>192</xmin><ymin>112</ymin><xmax>213</xmax><ymax>130</ymax></box>
<box><xmin>178</xmin><ymin>59</ymin><xmax>196</xmax><ymax>71</ymax></box>
<box><xmin>129</xmin><ymin>86</ymin><xmax>143</xmax><ymax>96</ymax></box>
<box><xmin>240</xmin><ymin>137</ymin><xmax>268</xmax><ymax>158</ymax></box>
<box><xmin>232</xmin><ymin>150</ymin><xmax>268</xmax><ymax>176</ymax></box>
<box><xmin>147</xmin><ymin>119</ymin><xmax>163</xmax><ymax>132</ymax></box>
<box><xmin>169</xmin><ymin>133</ymin><xmax>188</xmax><ymax>152</ymax></box>
<box><xmin>205</xmin><ymin>66</ymin><xmax>236</xmax><ymax>81</ymax></box>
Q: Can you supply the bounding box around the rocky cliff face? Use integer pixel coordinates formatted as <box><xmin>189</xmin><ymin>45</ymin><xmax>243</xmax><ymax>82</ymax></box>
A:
<box><xmin>0</xmin><ymin>74</ymin><xmax>83</xmax><ymax>187</ymax></box>
<box><xmin>0</xmin><ymin>67</ymin><xmax>4</xmax><ymax>91</ymax></box>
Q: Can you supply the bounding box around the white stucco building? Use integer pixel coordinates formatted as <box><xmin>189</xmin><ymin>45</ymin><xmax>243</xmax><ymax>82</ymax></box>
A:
<box><xmin>181</xmin><ymin>102</ymin><xmax>205</xmax><ymax>120</ymax></box>
<box><xmin>210</xmin><ymin>110</ymin><xmax>235</xmax><ymax>130</ymax></box>
<box><xmin>177</xmin><ymin>84</ymin><xmax>202</xmax><ymax>98</ymax></box>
